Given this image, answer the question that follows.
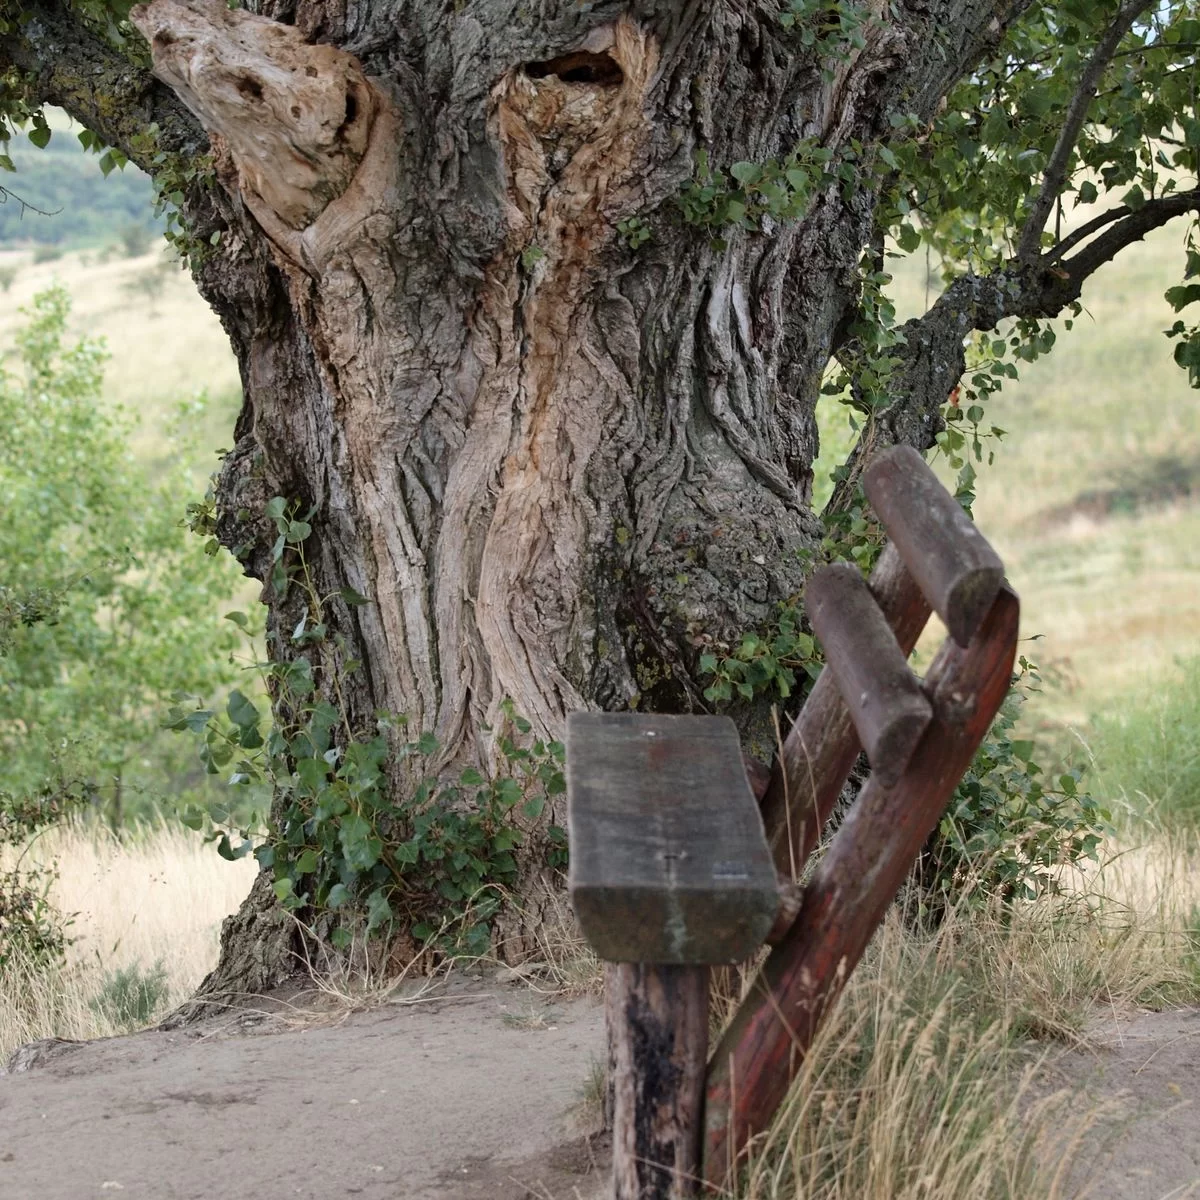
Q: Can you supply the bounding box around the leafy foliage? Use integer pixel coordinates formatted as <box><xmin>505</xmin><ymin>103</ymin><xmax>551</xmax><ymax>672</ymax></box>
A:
<box><xmin>0</xmin><ymin>773</ymin><xmax>90</xmax><ymax>968</ymax></box>
<box><xmin>0</xmin><ymin>288</ymin><xmax>244</xmax><ymax>819</ymax></box>
<box><xmin>878</xmin><ymin>1</ymin><xmax>1200</xmax><ymax>387</ymax></box>
<box><xmin>168</xmin><ymin>502</ymin><xmax>567</xmax><ymax>959</ymax></box>
<box><xmin>699</xmin><ymin>603</ymin><xmax>821</xmax><ymax>705</ymax></box>
<box><xmin>915</xmin><ymin>657</ymin><xmax>1110</xmax><ymax>919</ymax></box>
<box><xmin>0</xmin><ymin>124</ymin><xmax>157</xmax><ymax>247</ymax></box>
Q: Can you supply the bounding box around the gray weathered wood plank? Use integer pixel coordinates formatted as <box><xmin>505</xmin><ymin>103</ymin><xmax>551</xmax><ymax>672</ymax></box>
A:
<box><xmin>567</xmin><ymin>713</ymin><xmax>778</xmax><ymax>964</ymax></box>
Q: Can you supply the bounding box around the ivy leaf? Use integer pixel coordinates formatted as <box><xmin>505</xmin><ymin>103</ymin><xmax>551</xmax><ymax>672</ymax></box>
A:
<box><xmin>226</xmin><ymin>689</ymin><xmax>259</xmax><ymax>729</ymax></box>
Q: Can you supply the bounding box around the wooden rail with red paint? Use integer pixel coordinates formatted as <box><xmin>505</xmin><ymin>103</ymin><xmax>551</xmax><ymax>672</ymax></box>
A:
<box><xmin>804</xmin><ymin>562</ymin><xmax>932</xmax><ymax>788</ymax></box>
<box><xmin>703</xmin><ymin>586</ymin><xmax>1019</xmax><ymax>1186</ymax></box>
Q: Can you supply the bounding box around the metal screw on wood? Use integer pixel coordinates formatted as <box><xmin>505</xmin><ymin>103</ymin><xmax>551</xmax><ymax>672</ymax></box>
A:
<box><xmin>565</xmin><ymin>445</ymin><xmax>1020</xmax><ymax>1198</ymax></box>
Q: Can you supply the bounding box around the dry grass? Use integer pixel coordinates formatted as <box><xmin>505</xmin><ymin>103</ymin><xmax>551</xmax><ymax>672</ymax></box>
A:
<box><xmin>719</xmin><ymin>834</ymin><xmax>1199</xmax><ymax>1200</ymax></box>
<box><xmin>0</xmin><ymin>821</ymin><xmax>255</xmax><ymax>1061</ymax></box>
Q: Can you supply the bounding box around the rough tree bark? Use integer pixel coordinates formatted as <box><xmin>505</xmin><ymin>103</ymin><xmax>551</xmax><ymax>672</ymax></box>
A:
<box><xmin>4</xmin><ymin>0</ymin><xmax>1065</xmax><ymax>1002</ymax></box>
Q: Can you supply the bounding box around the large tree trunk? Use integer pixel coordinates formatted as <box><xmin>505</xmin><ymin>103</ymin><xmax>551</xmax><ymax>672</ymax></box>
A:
<box><xmin>105</xmin><ymin>0</ymin><xmax>1024</xmax><ymax>1002</ymax></box>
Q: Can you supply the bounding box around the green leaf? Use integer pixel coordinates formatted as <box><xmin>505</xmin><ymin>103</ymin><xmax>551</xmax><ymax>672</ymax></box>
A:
<box><xmin>28</xmin><ymin>125</ymin><xmax>51</xmax><ymax>149</ymax></box>
<box><xmin>295</xmin><ymin>848</ymin><xmax>319</xmax><ymax>874</ymax></box>
<box><xmin>226</xmin><ymin>689</ymin><xmax>259</xmax><ymax>729</ymax></box>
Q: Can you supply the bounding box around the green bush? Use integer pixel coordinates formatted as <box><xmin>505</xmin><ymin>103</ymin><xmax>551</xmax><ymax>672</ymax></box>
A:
<box><xmin>89</xmin><ymin>960</ymin><xmax>170</xmax><ymax>1030</ymax></box>
<box><xmin>1089</xmin><ymin>657</ymin><xmax>1200</xmax><ymax>834</ymax></box>
<box><xmin>912</xmin><ymin>657</ymin><xmax>1110</xmax><ymax>920</ymax></box>
<box><xmin>0</xmin><ymin>287</ymin><xmax>244</xmax><ymax>823</ymax></box>
<box><xmin>168</xmin><ymin>502</ymin><xmax>568</xmax><ymax>959</ymax></box>
<box><xmin>0</xmin><ymin>769</ymin><xmax>91</xmax><ymax>969</ymax></box>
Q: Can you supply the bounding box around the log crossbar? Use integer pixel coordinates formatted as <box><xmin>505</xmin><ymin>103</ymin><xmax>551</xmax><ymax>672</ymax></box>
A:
<box><xmin>565</xmin><ymin>445</ymin><xmax>1019</xmax><ymax>1199</ymax></box>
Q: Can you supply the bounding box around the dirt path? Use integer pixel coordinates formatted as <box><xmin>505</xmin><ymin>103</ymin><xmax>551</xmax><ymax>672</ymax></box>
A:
<box><xmin>3</xmin><ymin>978</ymin><xmax>1197</xmax><ymax>1200</ymax></box>
<box><xmin>0</xmin><ymin>975</ymin><xmax>608</xmax><ymax>1200</ymax></box>
<box><xmin>1049</xmin><ymin>1008</ymin><xmax>1200</xmax><ymax>1200</ymax></box>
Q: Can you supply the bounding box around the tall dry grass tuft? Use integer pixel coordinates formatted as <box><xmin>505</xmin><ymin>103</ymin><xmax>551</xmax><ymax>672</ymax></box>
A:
<box><xmin>724</xmin><ymin>833</ymin><xmax>1199</xmax><ymax>1199</ymax></box>
<box><xmin>0</xmin><ymin>820</ymin><xmax>255</xmax><ymax>1061</ymax></box>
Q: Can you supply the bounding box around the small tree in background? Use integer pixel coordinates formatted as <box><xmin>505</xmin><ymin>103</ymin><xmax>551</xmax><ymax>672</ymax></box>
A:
<box><xmin>0</xmin><ymin>287</ymin><xmax>245</xmax><ymax>825</ymax></box>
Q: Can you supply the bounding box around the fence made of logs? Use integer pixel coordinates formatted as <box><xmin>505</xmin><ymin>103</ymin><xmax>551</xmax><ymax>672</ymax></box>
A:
<box><xmin>566</xmin><ymin>444</ymin><xmax>1018</xmax><ymax>1198</ymax></box>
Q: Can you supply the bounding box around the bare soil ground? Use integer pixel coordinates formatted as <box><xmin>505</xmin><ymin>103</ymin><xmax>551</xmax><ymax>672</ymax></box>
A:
<box><xmin>2</xmin><ymin>977</ymin><xmax>1197</xmax><ymax>1200</ymax></box>
<box><xmin>1049</xmin><ymin>1008</ymin><xmax>1200</xmax><ymax>1200</ymax></box>
<box><xmin>0</xmin><ymin>974</ymin><xmax>608</xmax><ymax>1200</ymax></box>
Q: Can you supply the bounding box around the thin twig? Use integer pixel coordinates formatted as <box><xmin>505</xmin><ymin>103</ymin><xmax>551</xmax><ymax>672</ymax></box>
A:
<box><xmin>1016</xmin><ymin>0</ymin><xmax>1155</xmax><ymax>262</ymax></box>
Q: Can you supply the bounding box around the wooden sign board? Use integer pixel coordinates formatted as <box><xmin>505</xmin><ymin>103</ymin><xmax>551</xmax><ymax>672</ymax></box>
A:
<box><xmin>567</xmin><ymin>713</ymin><xmax>778</xmax><ymax>964</ymax></box>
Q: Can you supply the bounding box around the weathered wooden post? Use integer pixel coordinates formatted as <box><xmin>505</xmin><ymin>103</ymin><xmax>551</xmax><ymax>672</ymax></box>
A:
<box><xmin>566</xmin><ymin>713</ymin><xmax>778</xmax><ymax>1199</ymax></box>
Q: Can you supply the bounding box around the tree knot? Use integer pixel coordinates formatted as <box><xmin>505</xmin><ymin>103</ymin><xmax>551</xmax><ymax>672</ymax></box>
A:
<box><xmin>131</xmin><ymin>0</ymin><xmax>378</xmax><ymax>231</ymax></box>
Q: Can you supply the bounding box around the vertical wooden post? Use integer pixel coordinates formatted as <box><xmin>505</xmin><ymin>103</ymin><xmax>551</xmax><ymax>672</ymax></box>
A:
<box><xmin>610</xmin><ymin>963</ymin><xmax>710</xmax><ymax>1200</ymax></box>
<box><xmin>566</xmin><ymin>713</ymin><xmax>779</xmax><ymax>1200</ymax></box>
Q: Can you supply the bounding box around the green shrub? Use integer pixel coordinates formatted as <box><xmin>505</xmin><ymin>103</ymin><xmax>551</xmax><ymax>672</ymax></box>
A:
<box><xmin>90</xmin><ymin>960</ymin><xmax>170</xmax><ymax>1030</ymax></box>
<box><xmin>0</xmin><ymin>288</ymin><xmax>244</xmax><ymax>824</ymax></box>
<box><xmin>168</xmin><ymin>501</ymin><xmax>568</xmax><ymax>959</ymax></box>
<box><xmin>912</xmin><ymin>657</ymin><xmax>1110</xmax><ymax>921</ymax></box>
<box><xmin>1089</xmin><ymin>657</ymin><xmax>1200</xmax><ymax>834</ymax></box>
<box><xmin>0</xmin><ymin>775</ymin><xmax>90</xmax><ymax>968</ymax></box>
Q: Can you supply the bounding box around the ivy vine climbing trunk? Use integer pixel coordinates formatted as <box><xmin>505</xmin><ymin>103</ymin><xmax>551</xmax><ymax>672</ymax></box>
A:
<box><xmin>3</xmin><ymin>0</ymin><xmax>1033</xmax><ymax>1004</ymax></box>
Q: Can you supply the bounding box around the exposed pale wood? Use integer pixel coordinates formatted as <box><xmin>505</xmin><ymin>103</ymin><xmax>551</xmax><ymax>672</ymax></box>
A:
<box><xmin>862</xmin><ymin>446</ymin><xmax>1004</xmax><ymax>646</ymax></box>
<box><xmin>758</xmin><ymin>542</ymin><xmax>932</xmax><ymax>879</ymax></box>
<box><xmin>765</xmin><ymin>876</ymin><xmax>803</xmax><ymax>946</ymax></box>
<box><xmin>611</xmin><ymin>963</ymin><xmax>708</xmax><ymax>1200</ymax></box>
<box><xmin>704</xmin><ymin>586</ymin><xmax>1020</xmax><ymax>1185</ymax></box>
<box><xmin>567</xmin><ymin>713</ymin><xmax>777</xmax><ymax>964</ymax></box>
<box><xmin>805</xmin><ymin>563</ymin><xmax>932</xmax><ymax>787</ymax></box>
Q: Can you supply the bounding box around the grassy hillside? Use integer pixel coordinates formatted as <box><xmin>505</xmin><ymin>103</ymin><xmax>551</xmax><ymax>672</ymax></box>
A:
<box><xmin>816</xmin><ymin>222</ymin><xmax>1200</xmax><ymax>730</ymax></box>
<box><xmin>0</xmin><ymin>114</ymin><xmax>158</xmax><ymax>249</ymax></box>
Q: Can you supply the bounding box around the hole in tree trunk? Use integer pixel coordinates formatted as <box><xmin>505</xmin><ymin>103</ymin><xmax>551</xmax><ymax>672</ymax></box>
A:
<box><xmin>524</xmin><ymin>51</ymin><xmax>624</xmax><ymax>87</ymax></box>
<box><xmin>337</xmin><ymin>88</ymin><xmax>360</xmax><ymax>139</ymax></box>
<box><xmin>237</xmin><ymin>76</ymin><xmax>265</xmax><ymax>102</ymax></box>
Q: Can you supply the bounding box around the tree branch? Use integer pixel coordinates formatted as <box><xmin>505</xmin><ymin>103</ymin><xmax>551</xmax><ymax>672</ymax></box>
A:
<box><xmin>1044</xmin><ymin>202</ymin><xmax>1131</xmax><ymax>262</ymax></box>
<box><xmin>0</xmin><ymin>0</ymin><xmax>206</xmax><ymax>170</ymax></box>
<box><xmin>824</xmin><ymin>185</ymin><xmax>1200</xmax><ymax>514</ymax></box>
<box><xmin>1015</xmin><ymin>0</ymin><xmax>1153</xmax><ymax>261</ymax></box>
<box><xmin>1057</xmin><ymin>187</ymin><xmax>1200</xmax><ymax>292</ymax></box>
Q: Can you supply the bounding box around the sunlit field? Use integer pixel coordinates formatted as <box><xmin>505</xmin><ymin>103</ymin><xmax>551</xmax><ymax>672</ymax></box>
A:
<box><xmin>1</xmin><ymin>822</ymin><xmax>257</xmax><ymax>1060</ymax></box>
<box><xmin>814</xmin><ymin>220</ymin><xmax>1200</xmax><ymax>728</ymax></box>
